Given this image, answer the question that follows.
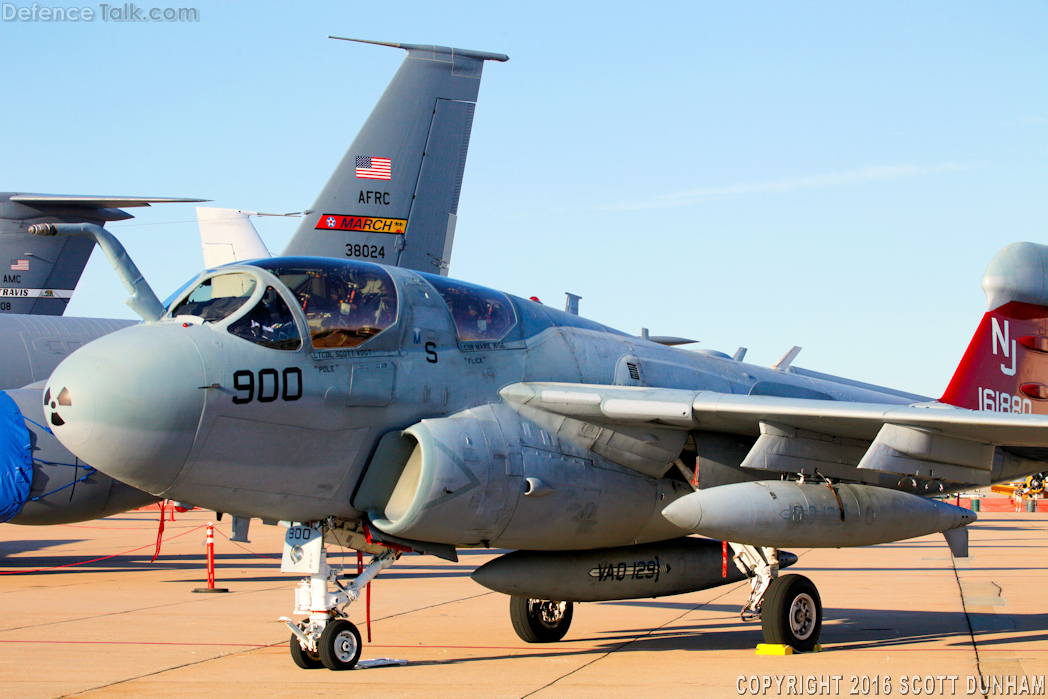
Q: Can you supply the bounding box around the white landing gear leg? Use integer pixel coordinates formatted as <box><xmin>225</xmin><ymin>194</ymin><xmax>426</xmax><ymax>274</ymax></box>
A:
<box><xmin>730</xmin><ymin>543</ymin><xmax>780</xmax><ymax>622</ymax></box>
<box><xmin>282</xmin><ymin>545</ymin><xmax>397</xmax><ymax>671</ymax></box>
<box><xmin>730</xmin><ymin>543</ymin><xmax>823</xmax><ymax>651</ymax></box>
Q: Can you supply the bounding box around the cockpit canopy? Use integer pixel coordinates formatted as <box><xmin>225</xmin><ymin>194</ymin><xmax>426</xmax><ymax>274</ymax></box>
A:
<box><xmin>169</xmin><ymin>272</ymin><xmax>257</xmax><ymax>322</ymax></box>
<box><xmin>253</xmin><ymin>258</ymin><xmax>398</xmax><ymax>349</ymax></box>
<box><xmin>167</xmin><ymin>259</ymin><xmax>399</xmax><ymax>351</ymax></box>
<box><xmin>423</xmin><ymin>274</ymin><xmax>517</xmax><ymax>342</ymax></box>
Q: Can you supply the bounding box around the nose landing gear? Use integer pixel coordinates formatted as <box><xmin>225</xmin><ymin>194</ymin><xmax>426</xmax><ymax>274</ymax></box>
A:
<box><xmin>281</xmin><ymin>540</ymin><xmax>398</xmax><ymax>671</ymax></box>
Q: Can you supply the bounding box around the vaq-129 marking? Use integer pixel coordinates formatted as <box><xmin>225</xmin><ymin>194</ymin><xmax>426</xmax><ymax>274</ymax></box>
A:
<box><xmin>34</xmin><ymin>51</ymin><xmax>1048</xmax><ymax>671</ymax></box>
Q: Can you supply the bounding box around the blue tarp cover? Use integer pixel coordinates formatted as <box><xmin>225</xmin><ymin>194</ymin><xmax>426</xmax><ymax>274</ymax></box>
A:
<box><xmin>0</xmin><ymin>391</ymin><xmax>33</xmax><ymax>523</ymax></box>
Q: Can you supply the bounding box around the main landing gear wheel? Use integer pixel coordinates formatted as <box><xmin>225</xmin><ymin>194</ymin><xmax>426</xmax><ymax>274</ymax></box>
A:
<box><xmin>319</xmin><ymin>619</ymin><xmax>362</xmax><ymax>670</ymax></box>
<box><xmin>510</xmin><ymin>597</ymin><xmax>573</xmax><ymax>643</ymax></box>
<box><xmin>761</xmin><ymin>574</ymin><xmax>822</xmax><ymax>652</ymax></box>
<box><xmin>289</xmin><ymin>634</ymin><xmax>324</xmax><ymax>669</ymax></box>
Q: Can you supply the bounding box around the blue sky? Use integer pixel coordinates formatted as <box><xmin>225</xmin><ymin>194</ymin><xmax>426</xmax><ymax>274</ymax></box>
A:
<box><xmin>1</xmin><ymin>1</ymin><xmax>1044</xmax><ymax>397</ymax></box>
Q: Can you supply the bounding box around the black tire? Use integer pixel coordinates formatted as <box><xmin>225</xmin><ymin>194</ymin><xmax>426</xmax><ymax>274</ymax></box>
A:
<box><xmin>761</xmin><ymin>574</ymin><xmax>822</xmax><ymax>652</ymax></box>
<box><xmin>318</xmin><ymin>619</ymin><xmax>362</xmax><ymax>671</ymax></box>
<box><xmin>509</xmin><ymin>597</ymin><xmax>573</xmax><ymax>643</ymax></box>
<box><xmin>289</xmin><ymin>634</ymin><xmax>323</xmax><ymax>669</ymax></box>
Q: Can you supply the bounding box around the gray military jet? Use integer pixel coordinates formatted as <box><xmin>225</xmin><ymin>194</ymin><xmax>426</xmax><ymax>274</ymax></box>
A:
<box><xmin>36</xmin><ymin>194</ymin><xmax>1048</xmax><ymax>668</ymax></box>
<box><xmin>0</xmin><ymin>39</ymin><xmax>506</xmax><ymax>527</ymax></box>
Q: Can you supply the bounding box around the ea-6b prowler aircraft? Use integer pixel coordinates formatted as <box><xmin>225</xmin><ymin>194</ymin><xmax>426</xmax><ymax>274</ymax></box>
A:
<box><xmin>37</xmin><ymin>196</ymin><xmax>1048</xmax><ymax>669</ymax></box>
<box><xmin>0</xmin><ymin>38</ymin><xmax>505</xmax><ymax>527</ymax></box>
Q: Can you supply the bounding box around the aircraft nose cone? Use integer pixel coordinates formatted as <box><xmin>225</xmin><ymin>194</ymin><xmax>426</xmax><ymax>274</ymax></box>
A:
<box><xmin>45</xmin><ymin>324</ymin><xmax>205</xmax><ymax>494</ymax></box>
<box><xmin>662</xmin><ymin>492</ymin><xmax>703</xmax><ymax>531</ymax></box>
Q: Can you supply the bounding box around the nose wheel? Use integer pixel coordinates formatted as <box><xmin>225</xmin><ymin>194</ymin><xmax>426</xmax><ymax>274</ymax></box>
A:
<box><xmin>318</xmin><ymin>619</ymin><xmax>362</xmax><ymax>670</ymax></box>
<box><xmin>289</xmin><ymin>631</ymin><xmax>323</xmax><ymax>669</ymax></box>
<box><xmin>509</xmin><ymin>596</ymin><xmax>574</xmax><ymax>643</ymax></box>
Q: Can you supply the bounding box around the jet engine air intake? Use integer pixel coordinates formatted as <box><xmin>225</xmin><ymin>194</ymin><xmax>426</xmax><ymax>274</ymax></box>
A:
<box><xmin>353</xmin><ymin>404</ymin><xmax>694</xmax><ymax>550</ymax></box>
<box><xmin>353</xmin><ymin>410</ymin><xmax>506</xmax><ymax>545</ymax></box>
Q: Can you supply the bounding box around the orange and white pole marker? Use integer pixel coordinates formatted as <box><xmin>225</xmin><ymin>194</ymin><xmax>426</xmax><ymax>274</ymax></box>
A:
<box><xmin>192</xmin><ymin>522</ymin><xmax>229</xmax><ymax>593</ymax></box>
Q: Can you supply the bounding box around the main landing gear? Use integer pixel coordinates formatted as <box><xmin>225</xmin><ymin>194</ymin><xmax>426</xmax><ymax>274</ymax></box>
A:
<box><xmin>731</xmin><ymin>543</ymin><xmax>823</xmax><ymax>652</ymax></box>
<box><xmin>282</xmin><ymin>546</ymin><xmax>398</xmax><ymax>671</ymax></box>
<box><xmin>509</xmin><ymin>597</ymin><xmax>574</xmax><ymax>643</ymax></box>
<box><xmin>761</xmin><ymin>574</ymin><xmax>822</xmax><ymax>652</ymax></box>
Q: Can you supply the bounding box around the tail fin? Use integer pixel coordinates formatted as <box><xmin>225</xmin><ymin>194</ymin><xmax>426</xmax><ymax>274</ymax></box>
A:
<box><xmin>941</xmin><ymin>242</ymin><xmax>1048</xmax><ymax>414</ymax></box>
<box><xmin>196</xmin><ymin>207</ymin><xmax>272</xmax><ymax>267</ymax></box>
<box><xmin>0</xmin><ymin>193</ymin><xmax>205</xmax><ymax>316</ymax></box>
<box><xmin>281</xmin><ymin>39</ymin><xmax>508</xmax><ymax>275</ymax></box>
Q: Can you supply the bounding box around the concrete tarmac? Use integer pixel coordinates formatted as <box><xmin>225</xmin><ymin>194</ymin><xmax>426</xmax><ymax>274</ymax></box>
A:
<box><xmin>1</xmin><ymin>506</ymin><xmax>1046</xmax><ymax>698</ymax></box>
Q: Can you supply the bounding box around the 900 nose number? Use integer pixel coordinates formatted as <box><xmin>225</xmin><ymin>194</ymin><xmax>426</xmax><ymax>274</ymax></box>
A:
<box><xmin>231</xmin><ymin>368</ymin><xmax>303</xmax><ymax>404</ymax></box>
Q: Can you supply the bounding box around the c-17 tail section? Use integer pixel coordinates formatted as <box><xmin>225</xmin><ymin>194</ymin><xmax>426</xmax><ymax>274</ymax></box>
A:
<box><xmin>0</xmin><ymin>193</ymin><xmax>206</xmax><ymax>315</ymax></box>
<box><xmin>281</xmin><ymin>38</ymin><xmax>508</xmax><ymax>275</ymax></box>
<box><xmin>941</xmin><ymin>242</ymin><xmax>1048</xmax><ymax>415</ymax></box>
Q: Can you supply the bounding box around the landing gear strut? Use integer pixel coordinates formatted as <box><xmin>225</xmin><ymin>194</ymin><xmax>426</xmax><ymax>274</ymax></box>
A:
<box><xmin>509</xmin><ymin>597</ymin><xmax>574</xmax><ymax>643</ymax></box>
<box><xmin>282</xmin><ymin>543</ymin><xmax>398</xmax><ymax>670</ymax></box>
<box><xmin>730</xmin><ymin>543</ymin><xmax>823</xmax><ymax>651</ymax></box>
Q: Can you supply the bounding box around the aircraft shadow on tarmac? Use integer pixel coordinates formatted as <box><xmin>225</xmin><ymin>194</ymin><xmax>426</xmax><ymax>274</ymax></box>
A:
<box><xmin>0</xmin><ymin>551</ymin><xmax>281</xmax><ymax>574</ymax></box>
<box><xmin>820</xmin><ymin>609</ymin><xmax>1048</xmax><ymax>651</ymax></box>
<box><xmin>397</xmin><ymin>608</ymin><xmax>1048</xmax><ymax>667</ymax></box>
<box><xmin>0</xmin><ymin>538</ymin><xmax>83</xmax><ymax>556</ymax></box>
<box><xmin>0</xmin><ymin>549</ymin><xmax>487</xmax><ymax>582</ymax></box>
<box><xmin>550</xmin><ymin>601</ymin><xmax>1048</xmax><ymax>653</ymax></box>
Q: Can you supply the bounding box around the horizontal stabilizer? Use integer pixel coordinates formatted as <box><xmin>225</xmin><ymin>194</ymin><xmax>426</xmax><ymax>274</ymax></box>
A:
<box><xmin>9</xmin><ymin>194</ymin><xmax>208</xmax><ymax>208</ymax></box>
<box><xmin>329</xmin><ymin>36</ymin><xmax>509</xmax><ymax>63</ymax></box>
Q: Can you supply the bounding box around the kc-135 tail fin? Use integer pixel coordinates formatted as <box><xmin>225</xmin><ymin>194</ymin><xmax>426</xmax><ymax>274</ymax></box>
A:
<box><xmin>941</xmin><ymin>242</ymin><xmax>1048</xmax><ymax>415</ymax></box>
<box><xmin>280</xmin><ymin>38</ymin><xmax>508</xmax><ymax>275</ymax></box>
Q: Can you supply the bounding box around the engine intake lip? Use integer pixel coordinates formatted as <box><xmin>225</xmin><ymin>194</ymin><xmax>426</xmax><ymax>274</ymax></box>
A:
<box><xmin>353</xmin><ymin>426</ymin><xmax>434</xmax><ymax>536</ymax></box>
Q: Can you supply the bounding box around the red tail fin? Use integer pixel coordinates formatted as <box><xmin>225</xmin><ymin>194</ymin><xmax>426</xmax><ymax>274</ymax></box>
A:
<box><xmin>941</xmin><ymin>243</ymin><xmax>1048</xmax><ymax>414</ymax></box>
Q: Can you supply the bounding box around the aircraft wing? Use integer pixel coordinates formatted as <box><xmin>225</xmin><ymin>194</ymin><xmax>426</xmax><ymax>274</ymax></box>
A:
<box><xmin>501</xmin><ymin>382</ymin><xmax>1048</xmax><ymax>486</ymax></box>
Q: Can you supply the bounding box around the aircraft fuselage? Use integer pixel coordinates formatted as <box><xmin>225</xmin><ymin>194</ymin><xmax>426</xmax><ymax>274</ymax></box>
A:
<box><xmin>42</xmin><ymin>257</ymin><xmax>975</xmax><ymax>548</ymax></box>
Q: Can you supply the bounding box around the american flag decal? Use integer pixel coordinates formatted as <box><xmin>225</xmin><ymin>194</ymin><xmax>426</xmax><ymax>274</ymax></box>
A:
<box><xmin>356</xmin><ymin>156</ymin><xmax>392</xmax><ymax>181</ymax></box>
<box><xmin>10</xmin><ymin>259</ymin><xmax>28</xmax><ymax>271</ymax></box>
